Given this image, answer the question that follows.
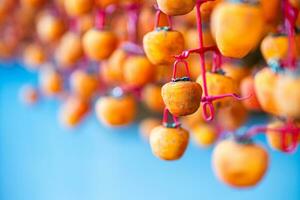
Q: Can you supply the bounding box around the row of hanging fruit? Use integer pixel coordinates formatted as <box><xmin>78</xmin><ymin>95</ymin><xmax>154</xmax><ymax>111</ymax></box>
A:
<box><xmin>1</xmin><ymin>0</ymin><xmax>300</xmax><ymax>189</ymax></box>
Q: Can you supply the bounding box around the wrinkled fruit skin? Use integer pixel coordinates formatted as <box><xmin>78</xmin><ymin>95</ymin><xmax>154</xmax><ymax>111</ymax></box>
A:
<box><xmin>157</xmin><ymin>0</ymin><xmax>196</xmax><ymax>16</ymax></box>
<box><xmin>83</xmin><ymin>29</ymin><xmax>118</xmax><ymax>61</ymax></box>
<box><xmin>143</xmin><ymin>29</ymin><xmax>184</xmax><ymax>65</ymax></box>
<box><xmin>95</xmin><ymin>95</ymin><xmax>136</xmax><ymax>127</ymax></box>
<box><xmin>150</xmin><ymin>125</ymin><xmax>189</xmax><ymax>161</ymax></box>
<box><xmin>162</xmin><ymin>81</ymin><xmax>202</xmax><ymax>116</ymax></box>
<box><xmin>212</xmin><ymin>139</ymin><xmax>269</xmax><ymax>188</ymax></box>
<box><xmin>254</xmin><ymin>68</ymin><xmax>279</xmax><ymax>116</ymax></box>
<box><xmin>211</xmin><ymin>2</ymin><xmax>264</xmax><ymax>58</ymax></box>
<box><xmin>139</xmin><ymin>118</ymin><xmax>161</xmax><ymax>141</ymax></box>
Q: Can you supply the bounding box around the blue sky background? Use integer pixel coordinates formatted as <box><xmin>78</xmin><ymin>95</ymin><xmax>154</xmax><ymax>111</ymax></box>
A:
<box><xmin>0</xmin><ymin>61</ymin><xmax>299</xmax><ymax>200</ymax></box>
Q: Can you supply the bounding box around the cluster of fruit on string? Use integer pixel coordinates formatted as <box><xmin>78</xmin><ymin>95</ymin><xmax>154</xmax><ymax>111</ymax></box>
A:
<box><xmin>1</xmin><ymin>0</ymin><xmax>300</xmax><ymax>188</ymax></box>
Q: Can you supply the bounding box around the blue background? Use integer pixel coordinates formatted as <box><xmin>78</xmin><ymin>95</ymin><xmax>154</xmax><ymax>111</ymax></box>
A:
<box><xmin>0</xmin><ymin>62</ymin><xmax>299</xmax><ymax>200</ymax></box>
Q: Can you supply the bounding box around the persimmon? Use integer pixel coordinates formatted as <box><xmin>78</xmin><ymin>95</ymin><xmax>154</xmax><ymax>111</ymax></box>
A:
<box><xmin>217</xmin><ymin>101</ymin><xmax>248</xmax><ymax>131</ymax></box>
<box><xmin>157</xmin><ymin>0</ymin><xmax>196</xmax><ymax>16</ymax></box>
<box><xmin>211</xmin><ymin>2</ymin><xmax>264</xmax><ymax>58</ymax></box>
<box><xmin>77</xmin><ymin>14</ymin><xmax>94</xmax><ymax>34</ymax></box>
<box><xmin>55</xmin><ymin>32</ymin><xmax>83</xmax><ymax>69</ymax></box>
<box><xmin>184</xmin><ymin>27</ymin><xmax>215</xmax><ymax>50</ymax></box>
<box><xmin>39</xmin><ymin>67</ymin><xmax>63</xmax><ymax>96</ymax></box>
<box><xmin>123</xmin><ymin>55</ymin><xmax>155</xmax><ymax>86</ymax></box>
<box><xmin>36</xmin><ymin>12</ymin><xmax>65</xmax><ymax>43</ymax></box>
<box><xmin>260</xmin><ymin>0</ymin><xmax>281</xmax><ymax>24</ymax></box>
<box><xmin>266</xmin><ymin>121</ymin><xmax>298</xmax><ymax>151</ymax></box>
<box><xmin>240</xmin><ymin>76</ymin><xmax>261</xmax><ymax>111</ymax></box>
<box><xmin>23</xmin><ymin>43</ymin><xmax>46</xmax><ymax>70</ymax></box>
<box><xmin>19</xmin><ymin>84</ymin><xmax>39</xmax><ymax>105</ymax></box>
<box><xmin>254</xmin><ymin>67</ymin><xmax>279</xmax><ymax>116</ymax></box>
<box><xmin>59</xmin><ymin>96</ymin><xmax>90</xmax><ymax>128</ymax></box>
<box><xmin>197</xmin><ymin>72</ymin><xmax>238</xmax><ymax>108</ymax></box>
<box><xmin>221</xmin><ymin>62</ymin><xmax>250</xmax><ymax>84</ymax></box>
<box><xmin>64</xmin><ymin>0</ymin><xmax>93</xmax><ymax>17</ymax></box>
<box><xmin>150</xmin><ymin>125</ymin><xmax>189</xmax><ymax>160</ymax></box>
<box><xmin>275</xmin><ymin>74</ymin><xmax>300</xmax><ymax>119</ymax></box>
<box><xmin>162</xmin><ymin>80</ymin><xmax>202</xmax><ymax>116</ymax></box>
<box><xmin>83</xmin><ymin>29</ymin><xmax>118</xmax><ymax>61</ymax></box>
<box><xmin>143</xmin><ymin>27</ymin><xmax>184</xmax><ymax>65</ymax></box>
<box><xmin>95</xmin><ymin>94</ymin><xmax>136</xmax><ymax>127</ymax></box>
<box><xmin>182</xmin><ymin>107</ymin><xmax>204</xmax><ymax>128</ymax></box>
<box><xmin>141</xmin><ymin>84</ymin><xmax>165</xmax><ymax>113</ymax></box>
<box><xmin>191</xmin><ymin>123</ymin><xmax>218</xmax><ymax>147</ymax></box>
<box><xmin>212</xmin><ymin>139</ymin><xmax>269</xmax><ymax>188</ymax></box>
<box><xmin>139</xmin><ymin>118</ymin><xmax>161</xmax><ymax>140</ymax></box>
<box><xmin>70</xmin><ymin>69</ymin><xmax>99</xmax><ymax>100</ymax></box>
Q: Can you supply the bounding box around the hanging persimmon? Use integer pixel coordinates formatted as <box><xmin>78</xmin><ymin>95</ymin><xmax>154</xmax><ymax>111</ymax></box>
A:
<box><xmin>156</xmin><ymin>0</ymin><xmax>196</xmax><ymax>16</ymax></box>
<box><xmin>212</xmin><ymin>138</ymin><xmax>269</xmax><ymax>188</ymax></box>
<box><xmin>240</xmin><ymin>76</ymin><xmax>261</xmax><ymax>111</ymax></box>
<box><xmin>139</xmin><ymin>118</ymin><xmax>161</xmax><ymax>141</ymax></box>
<box><xmin>191</xmin><ymin>123</ymin><xmax>218</xmax><ymax>147</ymax></box>
<box><xmin>39</xmin><ymin>66</ymin><xmax>63</xmax><ymax>97</ymax></box>
<box><xmin>64</xmin><ymin>0</ymin><xmax>94</xmax><ymax>17</ymax></box>
<box><xmin>141</xmin><ymin>84</ymin><xmax>165</xmax><ymax>113</ymax></box>
<box><xmin>82</xmin><ymin>29</ymin><xmax>118</xmax><ymax>61</ymax></box>
<box><xmin>143</xmin><ymin>27</ymin><xmax>184</xmax><ymax>65</ymax></box>
<box><xmin>150</xmin><ymin>125</ymin><xmax>189</xmax><ymax>160</ymax></box>
<box><xmin>211</xmin><ymin>1</ymin><xmax>264</xmax><ymax>58</ymax></box>
<box><xmin>23</xmin><ymin>43</ymin><xmax>47</xmax><ymax>70</ymax></box>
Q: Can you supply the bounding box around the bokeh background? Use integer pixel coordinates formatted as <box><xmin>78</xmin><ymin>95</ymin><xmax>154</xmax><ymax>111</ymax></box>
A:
<box><xmin>1</xmin><ymin>61</ymin><xmax>300</xmax><ymax>200</ymax></box>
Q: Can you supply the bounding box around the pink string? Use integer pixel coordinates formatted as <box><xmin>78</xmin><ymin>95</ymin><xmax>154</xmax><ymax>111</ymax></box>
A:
<box><xmin>172</xmin><ymin>59</ymin><xmax>191</xmax><ymax>81</ymax></box>
<box><xmin>171</xmin><ymin>0</ymin><xmax>249</xmax><ymax>121</ymax></box>
<box><xmin>154</xmin><ymin>6</ymin><xmax>173</xmax><ymax>29</ymax></box>
<box><xmin>95</xmin><ymin>9</ymin><xmax>106</xmax><ymax>30</ymax></box>
<box><xmin>162</xmin><ymin>108</ymin><xmax>180</xmax><ymax>128</ymax></box>
<box><xmin>124</xmin><ymin>3</ymin><xmax>141</xmax><ymax>43</ymax></box>
<box><xmin>283</xmin><ymin>0</ymin><xmax>299</xmax><ymax>70</ymax></box>
<box><xmin>243</xmin><ymin>122</ymin><xmax>300</xmax><ymax>153</ymax></box>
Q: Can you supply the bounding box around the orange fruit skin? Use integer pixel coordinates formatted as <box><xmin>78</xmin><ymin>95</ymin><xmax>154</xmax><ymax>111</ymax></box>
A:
<box><xmin>162</xmin><ymin>81</ymin><xmax>202</xmax><ymax>116</ymax></box>
<box><xmin>82</xmin><ymin>29</ymin><xmax>118</xmax><ymax>61</ymax></box>
<box><xmin>266</xmin><ymin>121</ymin><xmax>299</xmax><ymax>151</ymax></box>
<box><xmin>55</xmin><ymin>32</ymin><xmax>83</xmax><ymax>69</ymax></box>
<box><xmin>157</xmin><ymin>0</ymin><xmax>196</xmax><ymax>16</ymax></box>
<box><xmin>70</xmin><ymin>70</ymin><xmax>99</xmax><ymax>100</ymax></box>
<box><xmin>123</xmin><ymin>55</ymin><xmax>155</xmax><ymax>87</ymax></box>
<box><xmin>142</xmin><ymin>84</ymin><xmax>165</xmax><ymax>113</ymax></box>
<box><xmin>240</xmin><ymin>76</ymin><xmax>261</xmax><ymax>111</ymax></box>
<box><xmin>143</xmin><ymin>29</ymin><xmax>184</xmax><ymax>65</ymax></box>
<box><xmin>150</xmin><ymin>125</ymin><xmax>189</xmax><ymax>161</ymax></box>
<box><xmin>212</xmin><ymin>139</ymin><xmax>269</xmax><ymax>188</ymax></box>
<box><xmin>64</xmin><ymin>0</ymin><xmax>93</xmax><ymax>17</ymax></box>
<box><xmin>59</xmin><ymin>96</ymin><xmax>90</xmax><ymax>128</ymax></box>
<box><xmin>36</xmin><ymin>13</ymin><xmax>65</xmax><ymax>43</ymax></box>
<box><xmin>95</xmin><ymin>95</ymin><xmax>136</xmax><ymax>127</ymax></box>
<box><xmin>197</xmin><ymin>72</ymin><xmax>238</xmax><ymax>108</ymax></box>
<box><xmin>39</xmin><ymin>67</ymin><xmax>63</xmax><ymax>97</ymax></box>
<box><xmin>139</xmin><ymin>118</ymin><xmax>161</xmax><ymax>141</ymax></box>
<box><xmin>23</xmin><ymin>44</ymin><xmax>46</xmax><ymax>70</ymax></box>
<box><xmin>217</xmin><ymin>101</ymin><xmax>248</xmax><ymax>131</ymax></box>
<box><xmin>221</xmin><ymin>63</ymin><xmax>250</xmax><ymax>84</ymax></box>
<box><xmin>20</xmin><ymin>0</ymin><xmax>45</xmax><ymax>9</ymax></box>
<box><xmin>95</xmin><ymin>0</ymin><xmax>118</xmax><ymax>8</ymax></box>
<box><xmin>211</xmin><ymin>2</ymin><xmax>264</xmax><ymax>58</ymax></box>
<box><xmin>275</xmin><ymin>74</ymin><xmax>300</xmax><ymax>119</ymax></box>
<box><xmin>254</xmin><ymin>67</ymin><xmax>279</xmax><ymax>116</ymax></box>
<box><xmin>191</xmin><ymin>123</ymin><xmax>218</xmax><ymax>147</ymax></box>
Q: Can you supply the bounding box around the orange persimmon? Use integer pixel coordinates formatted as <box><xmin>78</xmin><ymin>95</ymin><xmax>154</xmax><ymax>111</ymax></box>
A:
<box><xmin>139</xmin><ymin>118</ymin><xmax>161</xmax><ymax>141</ymax></box>
<box><xmin>212</xmin><ymin>139</ymin><xmax>269</xmax><ymax>188</ymax></box>
<box><xmin>211</xmin><ymin>2</ymin><xmax>264</xmax><ymax>58</ymax></box>
<box><xmin>240</xmin><ymin>76</ymin><xmax>261</xmax><ymax>111</ymax></box>
<box><xmin>141</xmin><ymin>84</ymin><xmax>165</xmax><ymax>113</ymax></box>
<box><xmin>95</xmin><ymin>94</ymin><xmax>136</xmax><ymax>127</ymax></box>
<box><xmin>157</xmin><ymin>0</ymin><xmax>196</xmax><ymax>16</ymax></box>
<box><xmin>82</xmin><ymin>29</ymin><xmax>118</xmax><ymax>61</ymax></box>
<box><xmin>23</xmin><ymin>43</ymin><xmax>47</xmax><ymax>70</ymax></box>
<box><xmin>143</xmin><ymin>27</ymin><xmax>184</xmax><ymax>65</ymax></box>
<box><xmin>150</xmin><ymin>125</ymin><xmax>189</xmax><ymax>160</ymax></box>
<box><xmin>162</xmin><ymin>80</ymin><xmax>202</xmax><ymax>116</ymax></box>
<box><xmin>39</xmin><ymin>67</ymin><xmax>63</xmax><ymax>96</ymax></box>
<box><xmin>191</xmin><ymin>123</ymin><xmax>218</xmax><ymax>147</ymax></box>
<box><xmin>64</xmin><ymin>0</ymin><xmax>93</xmax><ymax>17</ymax></box>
